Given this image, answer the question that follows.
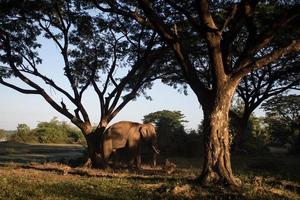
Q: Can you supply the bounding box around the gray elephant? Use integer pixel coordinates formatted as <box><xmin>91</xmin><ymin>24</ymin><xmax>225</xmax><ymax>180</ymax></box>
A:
<box><xmin>102</xmin><ymin>121</ymin><xmax>160</xmax><ymax>169</ymax></box>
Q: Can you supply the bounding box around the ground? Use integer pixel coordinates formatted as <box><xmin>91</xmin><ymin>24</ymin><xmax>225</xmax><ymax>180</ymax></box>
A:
<box><xmin>0</xmin><ymin>141</ymin><xmax>299</xmax><ymax>200</ymax></box>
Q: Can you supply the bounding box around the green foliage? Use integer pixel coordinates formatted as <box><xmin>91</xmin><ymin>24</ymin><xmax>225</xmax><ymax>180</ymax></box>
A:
<box><xmin>143</xmin><ymin>110</ymin><xmax>187</xmax><ymax>130</ymax></box>
<box><xmin>229</xmin><ymin>99</ymin><xmax>271</xmax><ymax>154</ymax></box>
<box><xmin>143</xmin><ymin>110</ymin><xmax>202</xmax><ymax>157</ymax></box>
<box><xmin>230</xmin><ymin>95</ymin><xmax>300</xmax><ymax>154</ymax></box>
<box><xmin>0</xmin><ymin>129</ymin><xmax>6</xmax><ymax>139</ymax></box>
<box><xmin>262</xmin><ymin>95</ymin><xmax>300</xmax><ymax>153</ymax></box>
<box><xmin>243</xmin><ymin>117</ymin><xmax>271</xmax><ymax>154</ymax></box>
<box><xmin>12</xmin><ymin>124</ymin><xmax>38</xmax><ymax>143</ymax></box>
<box><xmin>34</xmin><ymin>118</ymin><xmax>83</xmax><ymax>144</ymax></box>
<box><xmin>11</xmin><ymin>118</ymin><xmax>84</xmax><ymax>144</ymax></box>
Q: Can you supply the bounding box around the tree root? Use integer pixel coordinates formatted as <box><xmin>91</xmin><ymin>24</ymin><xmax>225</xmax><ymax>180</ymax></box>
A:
<box><xmin>195</xmin><ymin>171</ymin><xmax>242</xmax><ymax>190</ymax></box>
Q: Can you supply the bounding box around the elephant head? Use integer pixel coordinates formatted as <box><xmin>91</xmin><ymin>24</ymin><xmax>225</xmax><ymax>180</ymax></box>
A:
<box><xmin>139</xmin><ymin>123</ymin><xmax>160</xmax><ymax>155</ymax></box>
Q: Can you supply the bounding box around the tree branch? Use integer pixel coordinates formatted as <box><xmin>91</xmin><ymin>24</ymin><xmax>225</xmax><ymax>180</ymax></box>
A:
<box><xmin>235</xmin><ymin>5</ymin><xmax>300</xmax><ymax>70</ymax></box>
<box><xmin>233</xmin><ymin>39</ymin><xmax>300</xmax><ymax>80</ymax></box>
<box><xmin>0</xmin><ymin>78</ymin><xmax>39</xmax><ymax>94</ymax></box>
<box><xmin>93</xmin><ymin>0</ymin><xmax>152</xmax><ymax>28</ymax></box>
<box><xmin>138</xmin><ymin>0</ymin><xmax>209</xmax><ymax>102</ymax></box>
<box><xmin>1</xmin><ymin>32</ymin><xmax>90</xmax><ymax>132</ymax></box>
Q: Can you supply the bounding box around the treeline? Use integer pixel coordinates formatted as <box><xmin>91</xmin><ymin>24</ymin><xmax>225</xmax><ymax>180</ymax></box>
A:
<box><xmin>230</xmin><ymin>95</ymin><xmax>300</xmax><ymax>155</ymax></box>
<box><xmin>143</xmin><ymin>110</ymin><xmax>203</xmax><ymax>158</ymax></box>
<box><xmin>5</xmin><ymin>118</ymin><xmax>85</xmax><ymax>144</ymax></box>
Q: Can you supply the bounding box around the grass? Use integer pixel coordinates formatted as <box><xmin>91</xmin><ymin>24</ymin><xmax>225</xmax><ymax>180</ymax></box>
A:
<box><xmin>0</xmin><ymin>141</ymin><xmax>299</xmax><ymax>200</ymax></box>
<box><xmin>0</xmin><ymin>141</ymin><xmax>84</xmax><ymax>164</ymax></box>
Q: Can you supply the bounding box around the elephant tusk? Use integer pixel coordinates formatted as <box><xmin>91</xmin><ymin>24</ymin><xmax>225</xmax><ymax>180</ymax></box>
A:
<box><xmin>152</xmin><ymin>146</ymin><xmax>160</xmax><ymax>154</ymax></box>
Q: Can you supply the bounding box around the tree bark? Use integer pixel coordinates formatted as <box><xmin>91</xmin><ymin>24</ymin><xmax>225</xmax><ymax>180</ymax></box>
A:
<box><xmin>234</xmin><ymin>111</ymin><xmax>251</xmax><ymax>152</ymax></box>
<box><xmin>197</xmin><ymin>89</ymin><xmax>242</xmax><ymax>188</ymax></box>
<box><xmin>84</xmin><ymin>130</ymin><xmax>106</xmax><ymax>168</ymax></box>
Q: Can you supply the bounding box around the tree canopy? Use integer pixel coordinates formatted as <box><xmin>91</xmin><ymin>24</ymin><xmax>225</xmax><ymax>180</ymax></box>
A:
<box><xmin>262</xmin><ymin>94</ymin><xmax>300</xmax><ymax>150</ymax></box>
<box><xmin>0</xmin><ymin>0</ymin><xmax>167</xmax><ymax>134</ymax></box>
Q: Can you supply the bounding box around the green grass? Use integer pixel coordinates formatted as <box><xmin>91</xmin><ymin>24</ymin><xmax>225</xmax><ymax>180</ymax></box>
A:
<box><xmin>0</xmin><ymin>141</ymin><xmax>299</xmax><ymax>200</ymax></box>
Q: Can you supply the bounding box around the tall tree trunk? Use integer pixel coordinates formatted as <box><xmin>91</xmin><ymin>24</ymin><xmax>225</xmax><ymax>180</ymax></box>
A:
<box><xmin>197</xmin><ymin>89</ymin><xmax>241</xmax><ymax>188</ymax></box>
<box><xmin>85</xmin><ymin>129</ymin><xmax>106</xmax><ymax>168</ymax></box>
<box><xmin>80</xmin><ymin>116</ymin><xmax>116</xmax><ymax>168</ymax></box>
<box><xmin>234</xmin><ymin>111</ymin><xmax>251</xmax><ymax>152</ymax></box>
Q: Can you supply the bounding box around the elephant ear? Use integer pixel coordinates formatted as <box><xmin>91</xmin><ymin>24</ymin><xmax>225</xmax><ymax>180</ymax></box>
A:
<box><xmin>139</xmin><ymin>124</ymin><xmax>151</xmax><ymax>140</ymax></box>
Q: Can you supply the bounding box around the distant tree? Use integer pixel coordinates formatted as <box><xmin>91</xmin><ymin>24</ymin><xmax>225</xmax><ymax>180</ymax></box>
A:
<box><xmin>143</xmin><ymin>110</ymin><xmax>188</xmax><ymax>156</ymax></box>
<box><xmin>13</xmin><ymin>123</ymin><xmax>38</xmax><ymax>143</ymax></box>
<box><xmin>262</xmin><ymin>94</ymin><xmax>300</xmax><ymax>153</ymax></box>
<box><xmin>16</xmin><ymin>124</ymin><xmax>30</xmax><ymax>132</ymax></box>
<box><xmin>34</xmin><ymin>117</ymin><xmax>83</xmax><ymax>144</ymax></box>
<box><xmin>185</xmin><ymin>128</ymin><xmax>204</xmax><ymax>158</ymax></box>
<box><xmin>143</xmin><ymin>110</ymin><xmax>187</xmax><ymax>130</ymax></box>
<box><xmin>234</xmin><ymin>55</ymin><xmax>299</xmax><ymax>151</ymax></box>
<box><xmin>0</xmin><ymin>129</ymin><xmax>6</xmax><ymax>139</ymax></box>
<box><xmin>10</xmin><ymin>118</ymin><xmax>85</xmax><ymax>144</ymax></box>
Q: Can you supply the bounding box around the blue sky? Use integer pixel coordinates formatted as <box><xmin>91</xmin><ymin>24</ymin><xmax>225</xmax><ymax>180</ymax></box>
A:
<box><xmin>0</xmin><ymin>37</ymin><xmax>203</xmax><ymax>131</ymax></box>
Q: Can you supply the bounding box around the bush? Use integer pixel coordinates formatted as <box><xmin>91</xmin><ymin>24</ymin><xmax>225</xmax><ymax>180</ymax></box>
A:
<box><xmin>12</xmin><ymin>124</ymin><xmax>39</xmax><ymax>143</ymax></box>
<box><xmin>10</xmin><ymin>118</ymin><xmax>85</xmax><ymax>144</ymax></box>
<box><xmin>0</xmin><ymin>129</ymin><xmax>6</xmax><ymax>140</ymax></box>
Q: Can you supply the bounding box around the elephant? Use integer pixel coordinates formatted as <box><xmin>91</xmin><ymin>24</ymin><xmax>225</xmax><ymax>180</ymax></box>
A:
<box><xmin>102</xmin><ymin>121</ymin><xmax>160</xmax><ymax>169</ymax></box>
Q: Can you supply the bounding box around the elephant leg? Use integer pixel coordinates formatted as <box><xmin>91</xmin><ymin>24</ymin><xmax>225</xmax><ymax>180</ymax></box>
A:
<box><xmin>128</xmin><ymin>154</ymin><xmax>135</xmax><ymax>168</ymax></box>
<box><xmin>136</xmin><ymin>153</ymin><xmax>141</xmax><ymax>169</ymax></box>
<box><xmin>135</xmin><ymin>145</ymin><xmax>142</xmax><ymax>169</ymax></box>
<box><xmin>127</xmin><ymin>147</ymin><xmax>135</xmax><ymax>168</ymax></box>
<box><xmin>128</xmin><ymin>146</ymin><xmax>140</xmax><ymax>169</ymax></box>
<box><xmin>111</xmin><ymin>149</ymin><xmax>118</xmax><ymax>169</ymax></box>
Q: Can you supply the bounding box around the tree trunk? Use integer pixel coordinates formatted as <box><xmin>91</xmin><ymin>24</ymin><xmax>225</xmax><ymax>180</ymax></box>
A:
<box><xmin>197</xmin><ymin>91</ymin><xmax>241</xmax><ymax>188</ymax></box>
<box><xmin>84</xmin><ymin>127</ymin><xmax>107</xmax><ymax>168</ymax></box>
<box><xmin>234</xmin><ymin>112</ymin><xmax>251</xmax><ymax>153</ymax></box>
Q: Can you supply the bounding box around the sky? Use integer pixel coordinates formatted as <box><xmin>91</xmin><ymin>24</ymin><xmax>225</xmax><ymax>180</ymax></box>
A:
<box><xmin>0</xmin><ymin>37</ymin><xmax>203</xmax><ymax>131</ymax></box>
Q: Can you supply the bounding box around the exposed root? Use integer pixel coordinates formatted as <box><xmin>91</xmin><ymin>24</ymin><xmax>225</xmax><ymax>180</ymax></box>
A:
<box><xmin>196</xmin><ymin>171</ymin><xmax>242</xmax><ymax>190</ymax></box>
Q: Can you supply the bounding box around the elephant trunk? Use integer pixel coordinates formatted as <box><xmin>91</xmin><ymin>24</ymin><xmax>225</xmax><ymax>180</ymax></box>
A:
<box><xmin>152</xmin><ymin>145</ymin><xmax>160</xmax><ymax>154</ymax></box>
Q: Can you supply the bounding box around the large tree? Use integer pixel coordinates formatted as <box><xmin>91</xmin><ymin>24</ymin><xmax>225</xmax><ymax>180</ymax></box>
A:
<box><xmin>234</xmin><ymin>54</ymin><xmax>300</xmax><ymax>151</ymax></box>
<box><xmin>94</xmin><ymin>0</ymin><xmax>300</xmax><ymax>187</ymax></box>
<box><xmin>0</xmin><ymin>0</ymin><xmax>166</xmax><ymax>167</ymax></box>
<box><xmin>262</xmin><ymin>94</ymin><xmax>300</xmax><ymax>152</ymax></box>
